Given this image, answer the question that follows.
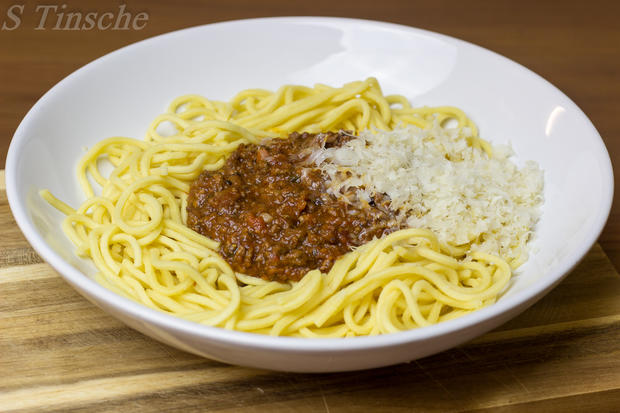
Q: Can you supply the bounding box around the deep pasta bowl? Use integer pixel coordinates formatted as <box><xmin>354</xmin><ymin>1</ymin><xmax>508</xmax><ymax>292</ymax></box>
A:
<box><xmin>6</xmin><ymin>17</ymin><xmax>613</xmax><ymax>372</ymax></box>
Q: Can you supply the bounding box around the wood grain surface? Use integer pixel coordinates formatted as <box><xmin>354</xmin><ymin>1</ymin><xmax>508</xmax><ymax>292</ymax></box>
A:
<box><xmin>2</xmin><ymin>1</ymin><xmax>620</xmax><ymax>411</ymax></box>
<box><xmin>1</xmin><ymin>170</ymin><xmax>620</xmax><ymax>412</ymax></box>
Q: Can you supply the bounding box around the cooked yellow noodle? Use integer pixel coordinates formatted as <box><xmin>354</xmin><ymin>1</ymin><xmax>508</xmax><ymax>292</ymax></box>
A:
<box><xmin>41</xmin><ymin>77</ymin><xmax>510</xmax><ymax>337</ymax></box>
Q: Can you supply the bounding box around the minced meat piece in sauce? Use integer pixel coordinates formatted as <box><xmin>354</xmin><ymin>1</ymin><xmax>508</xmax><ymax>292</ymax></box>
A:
<box><xmin>186</xmin><ymin>131</ymin><xmax>399</xmax><ymax>282</ymax></box>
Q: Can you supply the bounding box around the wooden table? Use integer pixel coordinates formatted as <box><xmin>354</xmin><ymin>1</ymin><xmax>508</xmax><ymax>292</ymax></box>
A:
<box><xmin>1</xmin><ymin>171</ymin><xmax>620</xmax><ymax>411</ymax></box>
<box><xmin>2</xmin><ymin>1</ymin><xmax>620</xmax><ymax>411</ymax></box>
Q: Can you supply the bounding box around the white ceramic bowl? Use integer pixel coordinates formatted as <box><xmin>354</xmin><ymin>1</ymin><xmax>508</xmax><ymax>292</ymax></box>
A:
<box><xmin>6</xmin><ymin>17</ymin><xmax>613</xmax><ymax>372</ymax></box>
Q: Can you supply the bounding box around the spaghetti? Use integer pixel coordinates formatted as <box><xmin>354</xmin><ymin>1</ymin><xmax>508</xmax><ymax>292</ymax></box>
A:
<box><xmin>42</xmin><ymin>78</ymin><xmax>516</xmax><ymax>337</ymax></box>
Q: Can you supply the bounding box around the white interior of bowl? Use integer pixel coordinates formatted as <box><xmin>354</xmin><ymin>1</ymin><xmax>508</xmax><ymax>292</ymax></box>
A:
<box><xmin>6</xmin><ymin>17</ymin><xmax>613</xmax><ymax>359</ymax></box>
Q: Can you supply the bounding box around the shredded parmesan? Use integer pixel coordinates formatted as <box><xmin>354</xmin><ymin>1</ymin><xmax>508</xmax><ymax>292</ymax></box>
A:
<box><xmin>312</xmin><ymin>125</ymin><xmax>544</xmax><ymax>263</ymax></box>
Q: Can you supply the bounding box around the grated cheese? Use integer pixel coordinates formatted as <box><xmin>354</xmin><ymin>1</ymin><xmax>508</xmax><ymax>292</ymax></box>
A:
<box><xmin>311</xmin><ymin>125</ymin><xmax>544</xmax><ymax>263</ymax></box>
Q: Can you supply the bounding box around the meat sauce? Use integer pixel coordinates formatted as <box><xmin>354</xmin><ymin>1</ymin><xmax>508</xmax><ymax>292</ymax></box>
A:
<box><xmin>186</xmin><ymin>131</ymin><xmax>398</xmax><ymax>282</ymax></box>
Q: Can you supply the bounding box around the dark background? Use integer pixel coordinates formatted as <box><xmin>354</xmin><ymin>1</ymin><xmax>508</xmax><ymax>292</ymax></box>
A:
<box><xmin>1</xmin><ymin>0</ymin><xmax>619</xmax><ymax>267</ymax></box>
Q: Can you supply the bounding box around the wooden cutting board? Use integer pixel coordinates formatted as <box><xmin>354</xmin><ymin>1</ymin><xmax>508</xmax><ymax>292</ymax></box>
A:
<box><xmin>1</xmin><ymin>169</ymin><xmax>620</xmax><ymax>412</ymax></box>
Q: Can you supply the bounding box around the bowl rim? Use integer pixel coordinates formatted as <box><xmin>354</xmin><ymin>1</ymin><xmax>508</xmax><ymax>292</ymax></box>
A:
<box><xmin>5</xmin><ymin>16</ymin><xmax>614</xmax><ymax>352</ymax></box>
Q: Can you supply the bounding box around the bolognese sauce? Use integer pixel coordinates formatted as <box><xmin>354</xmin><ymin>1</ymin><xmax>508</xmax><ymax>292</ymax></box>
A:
<box><xmin>187</xmin><ymin>131</ymin><xmax>398</xmax><ymax>282</ymax></box>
